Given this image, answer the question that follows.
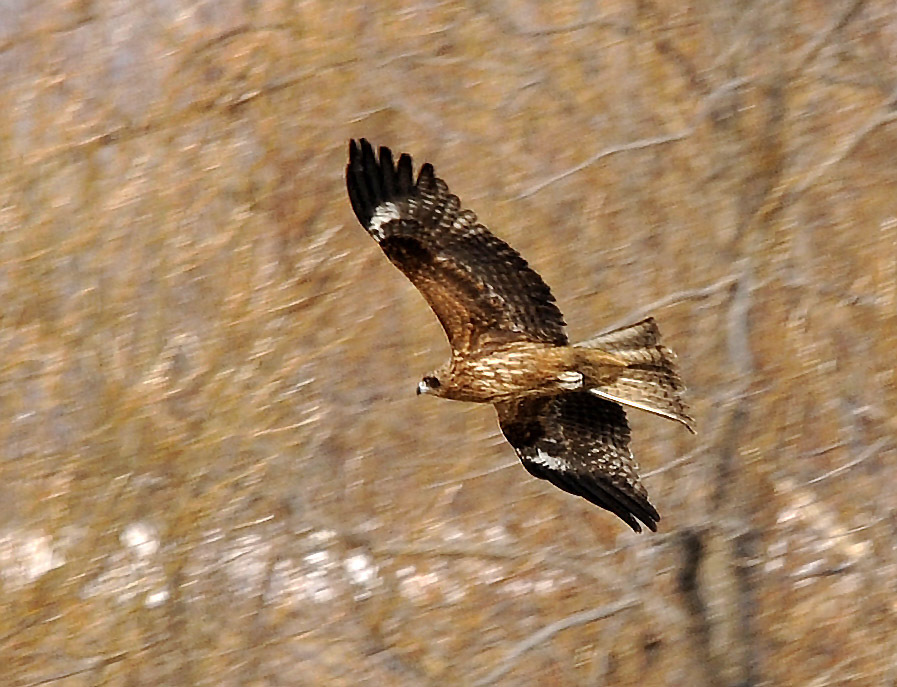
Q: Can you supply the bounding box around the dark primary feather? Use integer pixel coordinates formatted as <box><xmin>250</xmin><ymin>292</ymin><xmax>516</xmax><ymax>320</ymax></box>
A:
<box><xmin>346</xmin><ymin>139</ymin><xmax>567</xmax><ymax>352</ymax></box>
<box><xmin>495</xmin><ymin>393</ymin><xmax>659</xmax><ymax>532</ymax></box>
<box><xmin>347</xmin><ymin>139</ymin><xmax>415</xmax><ymax>227</ymax></box>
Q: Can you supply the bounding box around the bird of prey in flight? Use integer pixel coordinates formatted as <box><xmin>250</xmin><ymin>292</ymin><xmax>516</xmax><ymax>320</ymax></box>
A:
<box><xmin>346</xmin><ymin>139</ymin><xmax>694</xmax><ymax>532</ymax></box>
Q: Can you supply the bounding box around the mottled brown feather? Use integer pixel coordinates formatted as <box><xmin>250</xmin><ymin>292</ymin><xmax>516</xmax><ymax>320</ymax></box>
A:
<box><xmin>346</xmin><ymin>139</ymin><xmax>567</xmax><ymax>354</ymax></box>
<box><xmin>496</xmin><ymin>393</ymin><xmax>659</xmax><ymax>532</ymax></box>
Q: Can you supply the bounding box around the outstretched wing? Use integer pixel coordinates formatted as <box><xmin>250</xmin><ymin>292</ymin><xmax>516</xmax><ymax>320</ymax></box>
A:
<box><xmin>346</xmin><ymin>139</ymin><xmax>567</xmax><ymax>354</ymax></box>
<box><xmin>495</xmin><ymin>392</ymin><xmax>659</xmax><ymax>532</ymax></box>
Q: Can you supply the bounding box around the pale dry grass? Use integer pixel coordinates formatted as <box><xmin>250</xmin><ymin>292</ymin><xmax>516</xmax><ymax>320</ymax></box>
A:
<box><xmin>1</xmin><ymin>1</ymin><xmax>896</xmax><ymax>685</ymax></box>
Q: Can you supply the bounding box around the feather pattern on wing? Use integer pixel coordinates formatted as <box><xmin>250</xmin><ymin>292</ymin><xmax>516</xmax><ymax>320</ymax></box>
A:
<box><xmin>346</xmin><ymin>139</ymin><xmax>567</xmax><ymax>353</ymax></box>
<box><xmin>495</xmin><ymin>392</ymin><xmax>659</xmax><ymax>532</ymax></box>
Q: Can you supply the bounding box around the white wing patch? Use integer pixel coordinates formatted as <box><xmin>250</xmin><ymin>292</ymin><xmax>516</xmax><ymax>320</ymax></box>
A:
<box><xmin>529</xmin><ymin>448</ymin><xmax>569</xmax><ymax>472</ymax></box>
<box><xmin>368</xmin><ymin>202</ymin><xmax>401</xmax><ymax>241</ymax></box>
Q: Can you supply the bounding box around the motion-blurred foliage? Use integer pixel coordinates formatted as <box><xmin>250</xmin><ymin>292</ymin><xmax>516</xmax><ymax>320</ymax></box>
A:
<box><xmin>1</xmin><ymin>1</ymin><xmax>896</xmax><ymax>685</ymax></box>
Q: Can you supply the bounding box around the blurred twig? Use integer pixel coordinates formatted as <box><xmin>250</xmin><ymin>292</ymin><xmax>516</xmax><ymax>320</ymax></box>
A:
<box><xmin>601</xmin><ymin>272</ymin><xmax>738</xmax><ymax>333</ymax></box>
<box><xmin>793</xmin><ymin>0</ymin><xmax>869</xmax><ymax>73</ymax></box>
<box><xmin>513</xmin><ymin>131</ymin><xmax>692</xmax><ymax>200</ymax></box>
<box><xmin>805</xmin><ymin>438</ymin><xmax>890</xmax><ymax>486</ymax></box>
<box><xmin>427</xmin><ymin>459</ymin><xmax>518</xmax><ymax>488</ymax></box>
<box><xmin>473</xmin><ymin>597</ymin><xmax>638</xmax><ymax>686</ymax></box>
<box><xmin>751</xmin><ymin>90</ymin><xmax>897</xmax><ymax>231</ymax></box>
<box><xmin>470</xmin><ymin>0</ymin><xmax>624</xmax><ymax>39</ymax></box>
<box><xmin>22</xmin><ymin>59</ymin><xmax>357</xmax><ymax>167</ymax></box>
<box><xmin>21</xmin><ymin>641</ymin><xmax>163</xmax><ymax>687</ymax></box>
<box><xmin>677</xmin><ymin>528</ymin><xmax>722</xmax><ymax>687</ymax></box>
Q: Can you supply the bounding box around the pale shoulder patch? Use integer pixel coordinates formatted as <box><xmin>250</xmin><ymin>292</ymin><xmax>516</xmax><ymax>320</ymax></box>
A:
<box><xmin>368</xmin><ymin>202</ymin><xmax>401</xmax><ymax>241</ymax></box>
<box><xmin>557</xmin><ymin>370</ymin><xmax>583</xmax><ymax>390</ymax></box>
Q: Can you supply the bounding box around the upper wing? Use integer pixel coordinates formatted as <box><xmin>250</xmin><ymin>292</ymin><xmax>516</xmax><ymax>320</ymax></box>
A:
<box><xmin>495</xmin><ymin>392</ymin><xmax>659</xmax><ymax>532</ymax></box>
<box><xmin>346</xmin><ymin>139</ymin><xmax>567</xmax><ymax>354</ymax></box>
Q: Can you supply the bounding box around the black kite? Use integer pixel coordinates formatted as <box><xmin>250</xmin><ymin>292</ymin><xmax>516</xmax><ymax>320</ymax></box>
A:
<box><xmin>346</xmin><ymin>139</ymin><xmax>694</xmax><ymax>532</ymax></box>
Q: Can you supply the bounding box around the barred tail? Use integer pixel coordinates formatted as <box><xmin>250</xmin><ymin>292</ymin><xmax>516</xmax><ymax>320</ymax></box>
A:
<box><xmin>577</xmin><ymin>318</ymin><xmax>695</xmax><ymax>433</ymax></box>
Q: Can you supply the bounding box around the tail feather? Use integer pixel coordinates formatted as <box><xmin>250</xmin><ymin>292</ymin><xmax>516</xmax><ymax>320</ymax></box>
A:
<box><xmin>577</xmin><ymin>318</ymin><xmax>695</xmax><ymax>433</ymax></box>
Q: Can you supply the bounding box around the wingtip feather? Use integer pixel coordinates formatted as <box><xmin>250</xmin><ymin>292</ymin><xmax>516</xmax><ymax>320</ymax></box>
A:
<box><xmin>416</xmin><ymin>162</ymin><xmax>435</xmax><ymax>190</ymax></box>
<box><xmin>346</xmin><ymin>139</ymin><xmax>419</xmax><ymax>229</ymax></box>
<box><xmin>397</xmin><ymin>153</ymin><xmax>414</xmax><ymax>195</ymax></box>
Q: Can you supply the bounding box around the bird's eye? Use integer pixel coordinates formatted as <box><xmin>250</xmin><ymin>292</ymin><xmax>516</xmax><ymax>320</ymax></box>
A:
<box><xmin>423</xmin><ymin>376</ymin><xmax>441</xmax><ymax>389</ymax></box>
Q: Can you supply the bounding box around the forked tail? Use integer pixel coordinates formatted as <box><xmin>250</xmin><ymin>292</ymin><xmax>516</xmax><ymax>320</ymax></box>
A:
<box><xmin>577</xmin><ymin>318</ymin><xmax>695</xmax><ymax>432</ymax></box>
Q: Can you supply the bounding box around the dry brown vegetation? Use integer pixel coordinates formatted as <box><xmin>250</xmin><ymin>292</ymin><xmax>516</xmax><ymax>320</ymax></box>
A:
<box><xmin>1</xmin><ymin>1</ymin><xmax>896</xmax><ymax>685</ymax></box>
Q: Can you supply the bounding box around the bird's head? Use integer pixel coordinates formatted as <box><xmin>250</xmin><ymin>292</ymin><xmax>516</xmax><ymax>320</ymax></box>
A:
<box><xmin>416</xmin><ymin>374</ymin><xmax>443</xmax><ymax>397</ymax></box>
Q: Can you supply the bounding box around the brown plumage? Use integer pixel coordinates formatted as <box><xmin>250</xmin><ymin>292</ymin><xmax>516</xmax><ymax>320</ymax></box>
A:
<box><xmin>346</xmin><ymin>139</ymin><xmax>694</xmax><ymax>532</ymax></box>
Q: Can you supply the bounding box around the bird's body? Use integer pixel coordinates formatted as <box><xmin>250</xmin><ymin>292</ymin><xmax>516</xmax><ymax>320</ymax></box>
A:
<box><xmin>346</xmin><ymin>139</ymin><xmax>694</xmax><ymax>532</ymax></box>
<box><xmin>423</xmin><ymin>341</ymin><xmax>624</xmax><ymax>404</ymax></box>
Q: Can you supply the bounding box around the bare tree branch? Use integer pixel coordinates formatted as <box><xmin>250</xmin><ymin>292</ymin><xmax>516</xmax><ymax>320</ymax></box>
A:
<box><xmin>473</xmin><ymin>597</ymin><xmax>639</xmax><ymax>686</ymax></box>
<box><xmin>469</xmin><ymin>0</ymin><xmax>624</xmax><ymax>39</ymax></box>
<box><xmin>677</xmin><ymin>528</ymin><xmax>723</xmax><ymax>687</ymax></box>
<box><xmin>793</xmin><ymin>98</ymin><xmax>897</xmax><ymax>198</ymax></box>
<box><xmin>806</xmin><ymin>438</ymin><xmax>890</xmax><ymax>486</ymax></box>
<box><xmin>794</xmin><ymin>0</ymin><xmax>869</xmax><ymax>73</ymax></box>
<box><xmin>513</xmin><ymin>131</ymin><xmax>692</xmax><ymax>200</ymax></box>
<box><xmin>22</xmin><ymin>59</ymin><xmax>358</xmax><ymax>167</ymax></box>
<box><xmin>601</xmin><ymin>272</ymin><xmax>739</xmax><ymax>333</ymax></box>
<box><xmin>427</xmin><ymin>460</ymin><xmax>519</xmax><ymax>488</ymax></box>
<box><xmin>753</xmin><ymin>93</ymin><xmax>897</xmax><ymax>228</ymax></box>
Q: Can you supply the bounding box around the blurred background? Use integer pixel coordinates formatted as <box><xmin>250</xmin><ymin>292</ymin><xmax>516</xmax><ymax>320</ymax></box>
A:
<box><xmin>2</xmin><ymin>1</ymin><xmax>896</xmax><ymax>685</ymax></box>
